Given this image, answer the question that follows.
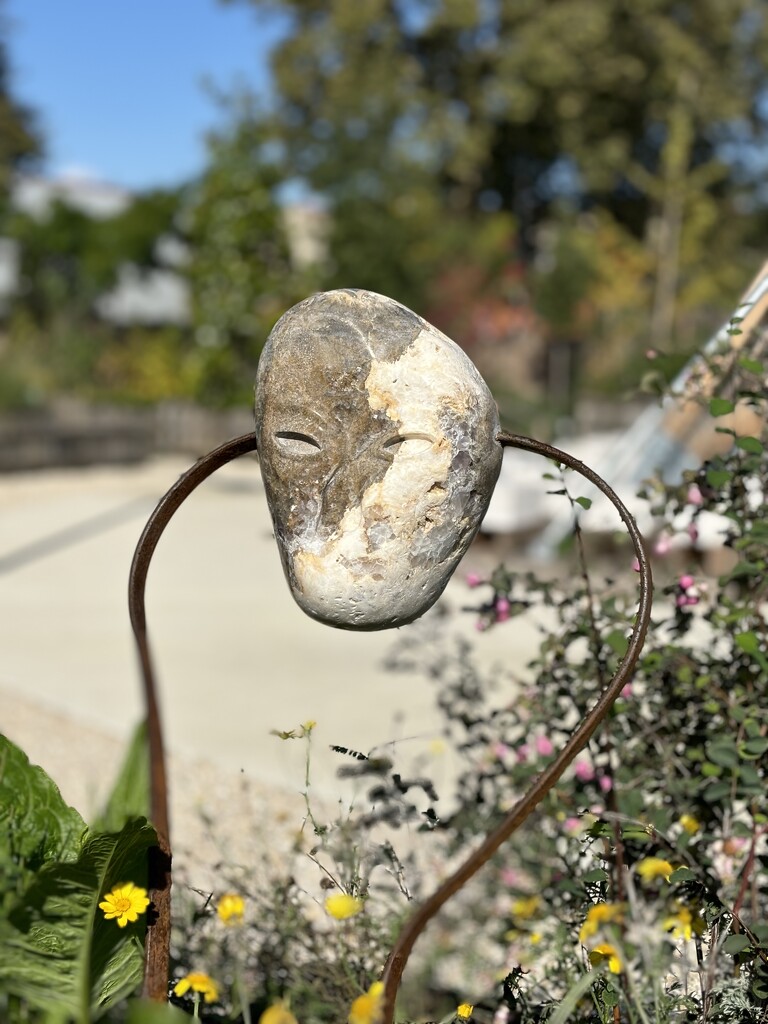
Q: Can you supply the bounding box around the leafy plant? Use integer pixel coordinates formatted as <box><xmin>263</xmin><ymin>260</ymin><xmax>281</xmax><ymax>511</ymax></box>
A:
<box><xmin>0</xmin><ymin>729</ymin><xmax>156</xmax><ymax>1023</ymax></box>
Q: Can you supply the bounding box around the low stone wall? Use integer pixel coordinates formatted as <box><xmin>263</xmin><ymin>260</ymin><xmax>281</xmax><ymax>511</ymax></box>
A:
<box><xmin>0</xmin><ymin>401</ymin><xmax>255</xmax><ymax>472</ymax></box>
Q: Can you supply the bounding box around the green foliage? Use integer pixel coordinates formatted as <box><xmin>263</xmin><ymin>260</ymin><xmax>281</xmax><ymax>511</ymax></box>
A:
<box><xmin>223</xmin><ymin>0</ymin><xmax>767</xmax><ymax>374</ymax></box>
<box><xmin>125</xmin><ymin>1003</ymin><xmax>190</xmax><ymax>1024</ymax></box>
<box><xmin>0</xmin><ymin>30</ymin><xmax>42</xmax><ymax>205</ymax></box>
<box><xmin>91</xmin><ymin>722</ymin><xmax>150</xmax><ymax>835</ymax></box>
<box><xmin>0</xmin><ymin>735</ymin><xmax>87</xmax><ymax>914</ymax></box>
<box><xmin>0</xmin><ymin>823</ymin><xmax>156</xmax><ymax>1020</ymax></box>
<box><xmin>182</xmin><ymin>119</ymin><xmax>310</xmax><ymax>406</ymax></box>
<box><xmin>6</xmin><ymin>188</ymin><xmax>180</xmax><ymax>326</ymax></box>
<box><xmin>0</xmin><ymin>736</ymin><xmax>157</xmax><ymax>1023</ymax></box>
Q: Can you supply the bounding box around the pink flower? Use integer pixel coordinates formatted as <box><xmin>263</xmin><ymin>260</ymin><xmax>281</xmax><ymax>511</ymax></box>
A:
<box><xmin>653</xmin><ymin>534</ymin><xmax>672</xmax><ymax>556</ymax></box>
<box><xmin>495</xmin><ymin>595</ymin><xmax>511</xmax><ymax>622</ymax></box>
<box><xmin>723</xmin><ymin>836</ymin><xmax>747</xmax><ymax>856</ymax></box>
<box><xmin>535</xmin><ymin>735</ymin><xmax>554</xmax><ymax>757</ymax></box>
<box><xmin>620</xmin><ymin>683</ymin><xmax>633</xmax><ymax>698</ymax></box>
<box><xmin>687</xmin><ymin>484</ymin><xmax>703</xmax><ymax>506</ymax></box>
<box><xmin>466</xmin><ymin>572</ymin><xmax>483</xmax><ymax>588</ymax></box>
<box><xmin>677</xmin><ymin>594</ymin><xmax>700</xmax><ymax>608</ymax></box>
<box><xmin>687</xmin><ymin>523</ymin><xmax>699</xmax><ymax>542</ymax></box>
<box><xmin>679</xmin><ymin>574</ymin><xmax>695</xmax><ymax>590</ymax></box>
<box><xmin>574</xmin><ymin>759</ymin><xmax>595</xmax><ymax>782</ymax></box>
<box><xmin>492</xmin><ymin>741</ymin><xmax>511</xmax><ymax>761</ymax></box>
<box><xmin>645</xmin><ymin>349</ymin><xmax>658</xmax><ymax>360</ymax></box>
<box><xmin>475</xmin><ymin>619</ymin><xmax>488</xmax><ymax>632</ymax></box>
<box><xmin>500</xmin><ymin>867</ymin><xmax>521</xmax><ymax>887</ymax></box>
<box><xmin>516</xmin><ymin>744</ymin><xmax>529</xmax><ymax>763</ymax></box>
<box><xmin>631</xmin><ymin>557</ymin><xmax>641</xmax><ymax>572</ymax></box>
<box><xmin>564</xmin><ymin>817</ymin><xmax>584</xmax><ymax>836</ymax></box>
<box><xmin>599</xmin><ymin>775</ymin><xmax>613</xmax><ymax>793</ymax></box>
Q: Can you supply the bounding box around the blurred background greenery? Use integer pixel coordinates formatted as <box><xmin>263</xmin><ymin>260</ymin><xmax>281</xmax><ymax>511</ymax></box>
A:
<box><xmin>1</xmin><ymin>0</ymin><xmax>767</xmax><ymax>435</ymax></box>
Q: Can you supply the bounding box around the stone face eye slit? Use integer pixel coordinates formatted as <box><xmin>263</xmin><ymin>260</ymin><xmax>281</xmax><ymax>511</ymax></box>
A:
<box><xmin>274</xmin><ymin>430</ymin><xmax>322</xmax><ymax>452</ymax></box>
<box><xmin>382</xmin><ymin>432</ymin><xmax>434</xmax><ymax>453</ymax></box>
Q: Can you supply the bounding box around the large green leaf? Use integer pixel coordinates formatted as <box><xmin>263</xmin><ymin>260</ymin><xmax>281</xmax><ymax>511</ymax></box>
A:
<box><xmin>92</xmin><ymin>721</ymin><xmax>150</xmax><ymax>834</ymax></box>
<box><xmin>0</xmin><ymin>734</ymin><xmax>87</xmax><ymax>914</ymax></box>
<box><xmin>125</xmin><ymin>1001</ymin><xmax>190</xmax><ymax>1023</ymax></box>
<box><xmin>0</xmin><ymin>818</ymin><xmax>157</xmax><ymax>1022</ymax></box>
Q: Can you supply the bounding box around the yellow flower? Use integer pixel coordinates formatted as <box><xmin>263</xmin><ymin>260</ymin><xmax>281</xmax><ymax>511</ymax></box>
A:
<box><xmin>349</xmin><ymin>981</ymin><xmax>384</xmax><ymax>1024</ymax></box>
<box><xmin>217</xmin><ymin>892</ymin><xmax>245</xmax><ymax>925</ymax></box>
<box><xmin>529</xmin><ymin>931</ymin><xmax>543</xmax><ymax>946</ymax></box>
<box><xmin>457</xmin><ymin>1003</ymin><xmax>474</xmax><ymax>1019</ymax></box>
<box><xmin>511</xmin><ymin>895</ymin><xmax>540</xmax><ymax>920</ymax></box>
<box><xmin>588</xmin><ymin>942</ymin><xmax>623</xmax><ymax>974</ymax></box>
<box><xmin>636</xmin><ymin>857</ymin><xmax>675</xmax><ymax>883</ymax></box>
<box><xmin>325</xmin><ymin>892</ymin><xmax>364</xmax><ymax>920</ymax></box>
<box><xmin>663</xmin><ymin>904</ymin><xmax>705</xmax><ymax>942</ymax></box>
<box><xmin>302</xmin><ymin>720</ymin><xmax>317</xmax><ymax>732</ymax></box>
<box><xmin>679</xmin><ymin>814</ymin><xmax>701</xmax><ymax>835</ymax></box>
<box><xmin>259</xmin><ymin>1000</ymin><xmax>299</xmax><ymax>1024</ymax></box>
<box><xmin>173</xmin><ymin>972</ymin><xmax>219</xmax><ymax>1003</ymax></box>
<box><xmin>98</xmin><ymin>882</ymin><xmax>150</xmax><ymax>928</ymax></box>
<box><xmin>579</xmin><ymin>903</ymin><xmax>624</xmax><ymax>943</ymax></box>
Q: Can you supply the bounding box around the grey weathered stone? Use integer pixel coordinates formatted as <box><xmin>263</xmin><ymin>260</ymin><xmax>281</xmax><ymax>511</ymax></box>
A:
<box><xmin>254</xmin><ymin>289</ymin><xmax>502</xmax><ymax>630</ymax></box>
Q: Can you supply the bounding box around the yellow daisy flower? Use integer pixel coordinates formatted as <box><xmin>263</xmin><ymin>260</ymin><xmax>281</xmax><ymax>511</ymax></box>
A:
<box><xmin>636</xmin><ymin>857</ymin><xmax>675</xmax><ymax>883</ymax></box>
<box><xmin>579</xmin><ymin>903</ymin><xmax>624</xmax><ymax>943</ymax></box>
<box><xmin>325</xmin><ymin>892</ymin><xmax>364</xmax><ymax>920</ymax></box>
<box><xmin>349</xmin><ymin>981</ymin><xmax>384</xmax><ymax>1024</ymax></box>
<box><xmin>679</xmin><ymin>814</ymin><xmax>701</xmax><ymax>835</ymax></box>
<box><xmin>259</xmin><ymin>1000</ymin><xmax>299</xmax><ymax>1024</ymax></box>
<box><xmin>98</xmin><ymin>882</ymin><xmax>150</xmax><ymax>928</ymax></box>
<box><xmin>663</xmin><ymin>904</ymin><xmax>705</xmax><ymax>941</ymax></box>
<box><xmin>217</xmin><ymin>892</ymin><xmax>245</xmax><ymax>925</ymax></box>
<box><xmin>589</xmin><ymin>942</ymin><xmax>622</xmax><ymax>974</ymax></box>
<box><xmin>173</xmin><ymin>971</ymin><xmax>219</xmax><ymax>1004</ymax></box>
<box><xmin>457</xmin><ymin>1003</ymin><xmax>474</xmax><ymax>1019</ymax></box>
<box><xmin>511</xmin><ymin>894</ymin><xmax>540</xmax><ymax>920</ymax></box>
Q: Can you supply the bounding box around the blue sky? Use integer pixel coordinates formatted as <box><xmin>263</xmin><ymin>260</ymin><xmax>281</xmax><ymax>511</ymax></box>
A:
<box><xmin>5</xmin><ymin>0</ymin><xmax>287</xmax><ymax>192</ymax></box>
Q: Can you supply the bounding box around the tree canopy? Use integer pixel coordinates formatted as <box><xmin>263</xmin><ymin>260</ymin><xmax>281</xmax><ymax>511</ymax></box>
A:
<box><xmin>0</xmin><ymin>7</ymin><xmax>42</xmax><ymax>208</ymax></box>
<box><xmin>222</xmin><ymin>0</ymin><xmax>768</xmax><ymax>395</ymax></box>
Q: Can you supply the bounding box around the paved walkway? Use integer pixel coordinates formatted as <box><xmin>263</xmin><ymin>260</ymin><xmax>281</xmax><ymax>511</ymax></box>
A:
<box><xmin>0</xmin><ymin>455</ymin><xmax>543</xmax><ymax>826</ymax></box>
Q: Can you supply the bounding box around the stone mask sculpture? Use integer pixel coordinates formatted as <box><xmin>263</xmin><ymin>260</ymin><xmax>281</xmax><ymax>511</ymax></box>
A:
<box><xmin>254</xmin><ymin>289</ymin><xmax>503</xmax><ymax>630</ymax></box>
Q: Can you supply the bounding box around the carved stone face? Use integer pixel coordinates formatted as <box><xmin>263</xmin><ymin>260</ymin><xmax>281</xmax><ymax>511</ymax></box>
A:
<box><xmin>254</xmin><ymin>289</ymin><xmax>502</xmax><ymax>630</ymax></box>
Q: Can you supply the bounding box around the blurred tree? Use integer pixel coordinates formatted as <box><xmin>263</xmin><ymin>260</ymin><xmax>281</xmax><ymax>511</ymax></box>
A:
<box><xmin>0</xmin><ymin>6</ymin><xmax>42</xmax><ymax>209</ymax></box>
<box><xmin>2</xmin><ymin>189</ymin><xmax>186</xmax><ymax>408</ymax></box>
<box><xmin>182</xmin><ymin>119</ymin><xmax>314</xmax><ymax>405</ymax></box>
<box><xmin>7</xmin><ymin>189</ymin><xmax>180</xmax><ymax>326</ymax></box>
<box><xmin>223</xmin><ymin>0</ymin><xmax>768</xmax><ymax>363</ymax></box>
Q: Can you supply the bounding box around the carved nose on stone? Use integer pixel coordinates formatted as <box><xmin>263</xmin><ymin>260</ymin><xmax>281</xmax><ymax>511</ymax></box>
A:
<box><xmin>319</xmin><ymin>450</ymin><xmax>383</xmax><ymax>524</ymax></box>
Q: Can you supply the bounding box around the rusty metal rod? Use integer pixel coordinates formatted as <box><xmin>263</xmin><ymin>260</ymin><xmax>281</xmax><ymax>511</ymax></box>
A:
<box><xmin>379</xmin><ymin>432</ymin><xmax>653</xmax><ymax>1024</ymax></box>
<box><xmin>128</xmin><ymin>432</ymin><xmax>259</xmax><ymax>1001</ymax></box>
<box><xmin>128</xmin><ymin>429</ymin><xmax>652</xmax><ymax>1015</ymax></box>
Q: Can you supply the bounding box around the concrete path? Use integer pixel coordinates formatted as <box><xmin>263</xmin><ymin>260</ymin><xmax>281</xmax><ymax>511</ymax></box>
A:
<box><xmin>0</xmin><ymin>455</ymin><xmax>544</xmax><ymax>824</ymax></box>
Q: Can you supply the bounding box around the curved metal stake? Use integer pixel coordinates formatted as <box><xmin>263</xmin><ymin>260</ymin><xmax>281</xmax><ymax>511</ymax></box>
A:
<box><xmin>128</xmin><ymin>432</ymin><xmax>259</xmax><ymax>1000</ymax></box>
<box><xmin>379</xmin><ymin>433</ymin><xmax>653</xmax><ymax>1024</ymax></box>
<box><xmin>128</xmin><ymin>429</ymin><xmax>652</xmax><ymax>1015</ymax></box>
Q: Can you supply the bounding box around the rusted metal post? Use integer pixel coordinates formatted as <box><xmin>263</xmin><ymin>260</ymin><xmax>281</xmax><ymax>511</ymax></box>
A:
<box><xmin>128</xmin><ymin>432</ymin><xmax>259</xmax><ymax>1000</ymax></box>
